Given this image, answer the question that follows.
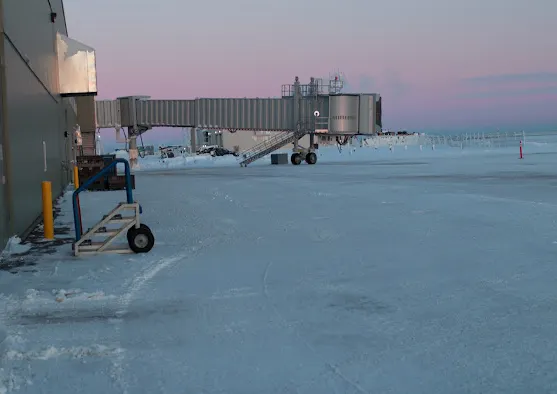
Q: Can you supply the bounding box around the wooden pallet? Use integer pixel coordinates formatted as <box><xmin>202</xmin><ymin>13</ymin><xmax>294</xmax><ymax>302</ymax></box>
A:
<box><xmin>107</xmin><ymin>175</ymin><xmax>135</xmax><ymax>190</ymax></box>
<box><xmin>77</xmin><ymin>154</ymin><xmax>118</xmax><ymax>191</ymax></box>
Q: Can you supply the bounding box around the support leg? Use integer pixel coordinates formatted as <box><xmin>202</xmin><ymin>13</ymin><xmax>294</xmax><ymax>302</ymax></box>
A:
<box><xmin>305</xmin><ymin>133</ymin><xmax>317</xmax><ymax>164</ymax></box>
<box><xmin>191</xmin><ymin>127</ymin><xmax>197</xmax><ymax>154</ymax></box>
<box><xmin>128</xmin><ymin>134</ymin><xmax>139</xmax><ymax>170</ymax></box>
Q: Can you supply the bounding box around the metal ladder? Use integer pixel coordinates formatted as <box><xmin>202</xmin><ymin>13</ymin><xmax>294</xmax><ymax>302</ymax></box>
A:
<box><xmin>239</xmin><ymin>129</ymin><xmax>307</xmax><ymax>167</ymax></box>
<box><xmin>73</xmin><ymin>203</ymin><xmax>140</xmax><ymax>255</ymax></box>
<box><xmin>72</xmin><ymin>158</ymin><xmax>154</xmax><ymax>256</ymax></box>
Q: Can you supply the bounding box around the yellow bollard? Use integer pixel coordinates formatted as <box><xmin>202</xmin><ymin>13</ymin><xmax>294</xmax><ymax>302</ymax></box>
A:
<box><xmin>42</xmin><ymin>181</ymin><xmax>54</xmax><ymax>239</ymax></box>
<box><xmin>73</xmin><ymin>165</ymin><xmax>79</xmax><ymax>190</ymax></box>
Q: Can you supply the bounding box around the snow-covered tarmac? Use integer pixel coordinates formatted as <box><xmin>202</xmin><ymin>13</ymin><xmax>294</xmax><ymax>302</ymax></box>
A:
<box><xmin>2</xmin><ymin>139</ymin><xmax>557</xmax><ymax>393</ymax></box>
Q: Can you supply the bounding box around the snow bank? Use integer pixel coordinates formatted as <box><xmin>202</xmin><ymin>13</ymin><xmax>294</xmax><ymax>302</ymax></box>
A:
<box><xmin>5</xmin><ymin>344</ymin><xmax>124</xmax><ymax>362</ymax></box>
<box><xmin>0</xmin><ymin>322</ymin><xmax>6</xmax><ymax>394</ymax></box>
<box><xmin>0</xmin><ymin>236</ymin><xmax>31</xmax><ymax>258</ymax></box>
<box><xmin>5</xmin><ymin>288</ymin><xmax>119</xmax><ymax>316</ymax></box>
<box><xmin>113</xmin><ymin>135</ymin><xmax>557</xmax><ymax>174</ymax></box>
<box><xmin>136</xmin><ymin>153</ymin><xmax>239</xmax><ymax>171</ymax></box>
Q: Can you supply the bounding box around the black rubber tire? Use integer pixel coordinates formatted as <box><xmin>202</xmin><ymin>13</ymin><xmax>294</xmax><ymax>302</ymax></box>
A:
<box><xmin>291</xmin><ymin>153</ymin><xmax>302</xmax><ymax>165</ymax></box>
<box><xmin>127</xmin><ymin>224</ymin><xmax>155</xmax><ymax>253</ymax></box>
<box><xmin>305</xmin><ymin>152</ymin><xmax>317</xmax><ymax>165</ymax></box>
<box><xmin>126</xmin><ymin>223</ymin><xmax>149</xmax><ymax>244</ymax></box>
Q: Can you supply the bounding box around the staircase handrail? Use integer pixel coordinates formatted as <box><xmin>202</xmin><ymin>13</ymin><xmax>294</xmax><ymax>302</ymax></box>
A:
<box><xmin>240</xmin><ymin>129</ymin><xmax>307</xmax><ymax>157</ymax></box>
<box><xmin>240</xmin><ymin>131</ymin><xmax>293</xmax><ymax>156</ymax></box>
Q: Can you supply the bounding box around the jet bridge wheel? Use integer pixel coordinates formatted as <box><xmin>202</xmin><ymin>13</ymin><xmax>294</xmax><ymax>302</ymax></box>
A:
<box><xmin>291</xmin><ymin>153</ymin><xmax>302</xmax><ymax>165</ymax></box>
<box><xmin>127</xmin><ymin>224</ymin><xmax>155</xmax><ymax>253</ymax></box>
<box><xmin>305</xmin><ymin>152</ymin><xmax>317</xmax><ymax>165</ymax></box>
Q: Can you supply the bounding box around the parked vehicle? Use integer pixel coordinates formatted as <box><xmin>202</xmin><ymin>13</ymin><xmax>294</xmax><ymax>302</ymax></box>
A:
<box><xmin>210</xmin><ymin>147</ymin><xmax>239</xmax><ymax>157</ymax></box>
<box><xmin>196</xmin><ymin>145</ymin><xmax>219</xmax><ymax>155</ymax></box>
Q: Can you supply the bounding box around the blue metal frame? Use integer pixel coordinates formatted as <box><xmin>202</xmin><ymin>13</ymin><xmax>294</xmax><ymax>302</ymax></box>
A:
<box><xmin>72</xmin><ymin>158</ymin><xmax>134</xmax><ymax>241</ymax></box>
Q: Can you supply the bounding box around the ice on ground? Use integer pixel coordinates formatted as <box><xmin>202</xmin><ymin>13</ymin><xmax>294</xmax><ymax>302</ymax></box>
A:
<box><xmin>2</xmin><ymin>139</ymin><xmax>557</xmax><ymax>393</ymax></box>
<box><xmin>0</xmin><ymin>237</ymin><xmax>30</xmax><ymax>258</ymax></box>
<box><xmin>0</xmin><ymin>324</ymin><xmax>6</xmax><ymax>353</ymax></box>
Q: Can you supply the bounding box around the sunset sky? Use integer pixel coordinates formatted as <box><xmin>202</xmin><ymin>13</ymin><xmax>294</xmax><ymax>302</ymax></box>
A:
<box><xmin>64</xmin><ymin>0</ymin><xmax>556</xmax><ymax>141</ymax></box>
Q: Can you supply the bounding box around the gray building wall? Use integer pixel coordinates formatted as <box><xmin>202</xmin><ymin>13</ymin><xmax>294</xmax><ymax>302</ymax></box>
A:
<box><xmin>0</xmin><ymin>0</ymin><xmax>77</xmax><ymax>248</ymax></box>
<box><xmin>0</xmin><ymin>70</ymin><xmax>6</xmax><ymax>250</ymax></box>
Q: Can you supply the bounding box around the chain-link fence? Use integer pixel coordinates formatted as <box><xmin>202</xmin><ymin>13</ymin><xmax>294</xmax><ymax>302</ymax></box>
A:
<box><xmin>360</xmin><ymin>131</ymin><xmax>557</xmax><ymax>151</ymax></box>
<box><xmin>425</xmin><ymin>131</ymin><xmax>526</xmax><ymax>149</ymax></box>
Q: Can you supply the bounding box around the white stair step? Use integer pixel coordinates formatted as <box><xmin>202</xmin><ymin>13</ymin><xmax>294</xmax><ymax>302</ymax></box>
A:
<box><xmin>78</xmin><ymin>242</ymin><xmax>107</xmax><ymax>251</ymax></box>
<box><xmin>77</xmin><ymin>244</ymin><xmax>133</xmax><ymax>254</ymax></box>
<box><xmin>90</xmin><ymin>230</ymin><xmax>120</xmax><ymax>236</ymax></box>
<box><xmin>107</xmin><ymin>218</ymin><xmax>134</xmax><ymax>224</ymax></box>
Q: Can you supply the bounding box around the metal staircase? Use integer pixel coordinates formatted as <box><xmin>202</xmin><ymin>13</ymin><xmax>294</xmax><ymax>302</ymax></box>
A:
<box><xmin>239</xmin><ymin>129</ymin><xmax>307</xmax><ymax>167</ymax></box>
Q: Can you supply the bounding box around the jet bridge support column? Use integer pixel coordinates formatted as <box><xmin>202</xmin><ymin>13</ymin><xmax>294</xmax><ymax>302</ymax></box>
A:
<box><xmin>191</xmin><ymin>127</ymin><xmax>197</xmax><ymax>154</ymax></box>
<box><xmin>128</xmin><ymin>130</ymin><xmax>139</xmax><ymax>170</ymax></box>
<box><xmin>290</xmin><ymin>103</ymin><xmax>319</xmax><ymax>166</ymax></box>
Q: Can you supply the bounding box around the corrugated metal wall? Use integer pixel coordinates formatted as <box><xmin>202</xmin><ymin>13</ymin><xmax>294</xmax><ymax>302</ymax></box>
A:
<box><xmin>1</xmin><ymin>0</ymin><xmax>76</xmax><ymax>240</ymax></box>
<box><xmin>95</xmin><ymin>100</ymin><xmax>120</xmax><ymax>128</ymax></box>
<box><xmin>196</xmin><ymin>98</ymin><xmax>293</xmax><ymax>130</ymax></box>
<box><xmin>94</xmin><ymin>94</ymin><xmax>384</xmax><ymax>135</ymax></box>
<box><xmin>137</xmin><ymin>99</ymin><xmax>195</xmax><ymax>127</ymax></box>
<box><xmin>96</xmin><ymin>98</ymin><xmax>297</xmax><ymax>131</ymax></box>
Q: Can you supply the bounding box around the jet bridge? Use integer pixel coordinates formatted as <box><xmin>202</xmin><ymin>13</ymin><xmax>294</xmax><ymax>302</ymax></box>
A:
<box><xmin>95</xmin><ymin>74</ymin><xmax>382</xmax><ymax>167</ymax></box>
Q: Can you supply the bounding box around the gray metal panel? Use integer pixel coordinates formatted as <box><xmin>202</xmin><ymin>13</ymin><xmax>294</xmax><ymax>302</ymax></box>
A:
<box><xmin>118</xmin><ymin>97</ymin><xmax>135</xmax><ymax>127</ymax></box>
<box><xmin>137</xmin><ymin>99</ymin><xmax>196</xmax><ymax>127</ymax></box>
<box><xmin>370</xmin><ymin>95</ymin><xmax>378</xmax><ymax>134</ymax></box>
<box><xmin>358</xmin><ymin>93</ymin><xmax>380</xmax><ymax>134</ymax></box>
<box><xmin>358</xmin><ymin>94</ymin><xmax>371</xmax><ymax>134</ymax></box>
<box><xmin>196</xmin><ymin>98</ymin><xmax>293</xmax><ymax>131</ymax></box>
<box><xmin>373</xmin><ymin>94</ymin><xmax>381</xmax><ymax>133</ymax></box>
<box><xmin>328</xmin><ymin>94</ymin><xmax>360</xmax><ymax>134</ymax></box>
<box><xmin>4</xmin><ymin>37</ymin><xmax>67</xmax><ymax>236</ymax></box>
<box><xmin>50</xmin><ymin>0</ymin><xmax>69</xmax><ymax>36</ymax></box>
<box><xmin>76</xmin><ymin>96</ymin><xmax>96</xmax><ymax>131</ymax></box>
<box><xmin>56</xmin><ymin>33</ymin><xmax>97</xmax><ymax>97</ymax></box>
<box><xmin>3</xmin><ymin>0</ymin><xmax>60</xmax><ymax>95</ymax></box>
<box><xmin>299</xmin><ymin>96</ymin><xmax>329</xmax><ymax>124</ymax></box>
<box><xmin>95</xmin><ymin>100</ymin><xmax>121</xmax><ymax>128</ymax></box>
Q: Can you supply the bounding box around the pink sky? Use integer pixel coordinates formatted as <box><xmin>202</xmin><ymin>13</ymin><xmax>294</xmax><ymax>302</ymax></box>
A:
<box><xmin>64</xmin><ymin>0</ymin><xmax>557</xmax><ymax>132</ymax></box>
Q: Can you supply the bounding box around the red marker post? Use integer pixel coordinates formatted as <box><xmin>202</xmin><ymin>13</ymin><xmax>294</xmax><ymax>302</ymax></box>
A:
<box><xmin>519</xmin><ymin>140</ymin><xmax>523</xmax><ymax>159</ymax></box>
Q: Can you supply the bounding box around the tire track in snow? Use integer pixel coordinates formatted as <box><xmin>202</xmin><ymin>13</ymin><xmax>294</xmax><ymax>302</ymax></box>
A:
<box><xmin>111</xmin><ymin>188</ymin><xmax>241</xmax><ymax>392</ymax></box>
<box><xmin>112</xmin><ymin>253</ymin><xmax>188</xmax><ymax>393</ymax></box>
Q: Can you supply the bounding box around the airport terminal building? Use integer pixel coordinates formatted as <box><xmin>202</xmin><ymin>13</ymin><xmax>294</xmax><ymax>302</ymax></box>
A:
<box><xmin>0</xmin><ymin>0</ymin><xmax>97</xmax><ymax>249</ymax></box>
